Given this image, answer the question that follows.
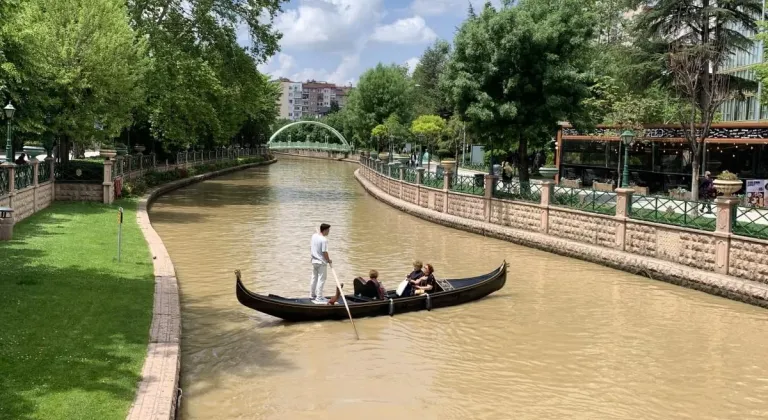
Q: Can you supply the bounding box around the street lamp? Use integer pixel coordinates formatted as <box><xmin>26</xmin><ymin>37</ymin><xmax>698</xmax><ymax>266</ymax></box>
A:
<box><xmin>620</xmin><ymin>129</ymin><xmax>635</xmax><ymax>188</ymax></box>
<box><xmin>4</xmin><ymin>102</ymin><xmax>15</xmax><ymax>163</ymax></box>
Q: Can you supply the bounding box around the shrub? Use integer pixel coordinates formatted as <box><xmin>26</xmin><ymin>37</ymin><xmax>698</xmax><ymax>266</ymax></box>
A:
<box><xmin>716</xmin><ymin>170</ymin><xmax>739</xmax><ymax>181</ymax></box>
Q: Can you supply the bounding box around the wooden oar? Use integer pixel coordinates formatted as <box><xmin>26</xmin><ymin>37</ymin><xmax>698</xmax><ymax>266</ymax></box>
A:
<box><xmin>329</xmin><ymin>264</ymin><xmax>360</xmax><ymax>340</ymax></box>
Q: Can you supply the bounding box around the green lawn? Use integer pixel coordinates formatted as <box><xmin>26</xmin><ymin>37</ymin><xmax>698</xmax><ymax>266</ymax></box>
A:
<box><xmin>0</xmin><ymin>200</ymin><xmax>154</xmax><ymax>420</ymax></box>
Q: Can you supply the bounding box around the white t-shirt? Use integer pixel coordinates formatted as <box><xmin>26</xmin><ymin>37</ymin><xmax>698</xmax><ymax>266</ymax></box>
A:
<box><xmin>310</xmin><ymin>233</ymin><xmax>328</xmax><ymax>264</ymax></box>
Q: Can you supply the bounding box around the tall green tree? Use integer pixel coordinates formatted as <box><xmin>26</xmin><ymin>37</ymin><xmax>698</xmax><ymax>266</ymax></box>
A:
<box><xmin>346</xmin><ymin>64</ymin><xmax>415</xmax><ymax>148</ymax></box>
<box><xmin>412</xmin><ymin>40</ymin><xmax>452</xmax><ymax>117</ymax></box>
<box><xmin>10</xmin><ymin>0</ymin><xmax>147</xmax><ymax>158</ymax></box>
<box><xmin>631</xmin><ymin>0</ymin><xmax>761</xmax><ymax>198</ymax></box>
<box><xmin>442</xmin><ymin>0</ymin><xmax>597</xmax><ymax>183</ymax></box>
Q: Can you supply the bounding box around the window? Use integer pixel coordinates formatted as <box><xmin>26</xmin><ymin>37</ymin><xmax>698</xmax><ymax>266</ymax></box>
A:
<box><xmin>289</xmin><ymin>99</ymin><xmax>293</xmax><ymax>104</ymax></box>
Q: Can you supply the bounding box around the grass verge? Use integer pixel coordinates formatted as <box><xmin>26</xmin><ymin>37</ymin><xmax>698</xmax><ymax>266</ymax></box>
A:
<box><xmin>0</xmin><ymin>200</ymin><xmax>154</xmax><ymax>420</ymax></box>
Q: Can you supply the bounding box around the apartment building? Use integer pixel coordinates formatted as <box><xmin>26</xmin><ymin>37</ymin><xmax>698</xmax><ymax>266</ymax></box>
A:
<box><xmin>275</xmin><ymin>78</ymin><xmax>353</xmax><ymax>121</ymax></box>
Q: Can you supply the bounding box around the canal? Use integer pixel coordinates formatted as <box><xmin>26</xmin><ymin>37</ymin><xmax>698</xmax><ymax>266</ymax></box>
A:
<box><xmin>150</xmin><ymin>156</ymin><xmax>768</xmax><ymax>420</ymax></box>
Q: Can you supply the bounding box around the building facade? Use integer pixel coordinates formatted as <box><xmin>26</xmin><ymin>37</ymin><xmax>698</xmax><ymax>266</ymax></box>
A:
<box><xmin>275</xmin><ymin>78</ymin><xmax>353</xmax><ymax>121</ymax></box>
<box><xmin>719</xmin><ymin>1</ymin><xmax>767</xmax><ymax>121</ymax></box>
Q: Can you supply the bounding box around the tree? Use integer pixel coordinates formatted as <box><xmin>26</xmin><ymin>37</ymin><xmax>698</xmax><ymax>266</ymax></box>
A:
<box><xmin>442</xmin><ymin>0</ymin><xmax>597</xmax><ymax>183</ymax></box>
<box><xmin>631</xmin><ymin>0</ymin><xmax>761</xmax><ymax>198</ymax></box>
<box><xmin>346</xmin><ymin>64</ymin><xmax>414</xmax><ymax>148</ymax></box>
<box><xmin>412</xmin><ymin>40</ymin><xmax>452</xmax><ymax>116</ymax></box>
<box><xmin>411</xmin><ymin>114</ymin><xmax>446</xmax><ymax>158</ymax></box>
<box><xmin>10</xmin><ymin>0</ymin><xmax>148</xmax><ymax>159</ymax></box>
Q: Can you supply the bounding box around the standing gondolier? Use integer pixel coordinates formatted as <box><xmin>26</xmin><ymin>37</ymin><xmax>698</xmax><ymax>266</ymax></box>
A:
<box><xmin>310</xmin><ymin>223</ymin><xmax>332</xmax><ymax>304</ymax></box>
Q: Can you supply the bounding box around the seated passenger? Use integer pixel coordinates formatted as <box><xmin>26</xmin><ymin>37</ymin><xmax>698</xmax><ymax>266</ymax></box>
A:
<box><xmin>410</xmin><ymin>263</ymin><xmax>436</xmax><ymax>296</ymax></box>
<box><xmin>405</xmin><ymin>260</ymin><xmax>423</xmax><ymax>281</ymax></box>
<box><xmin>366</xmin><ymin>269</ymin><xmax>387</xmax><ymax>300</ymax></box>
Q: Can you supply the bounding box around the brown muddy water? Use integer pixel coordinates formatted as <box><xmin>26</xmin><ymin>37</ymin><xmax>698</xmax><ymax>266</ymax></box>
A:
<box><xmin>149</xmin><ymin>156</ymin><xmax>768</xmax><ymax>420</ymax></box>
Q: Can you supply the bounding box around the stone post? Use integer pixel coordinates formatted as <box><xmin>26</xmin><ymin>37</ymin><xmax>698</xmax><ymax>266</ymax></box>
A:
<box><xmin>2</xmin><ymin>162</ymin><xmax>16</xmax><ymax>212</ymax></box>
<box><xmin>103</xmin><ymin>159</ymin><xmax>114</xmax><ymax>205</ymax></box>
<box><xmin>399</xmin><ymin>167</ymin><xmax>406</xmax><ymax>200</ymax></box>
<box><xmin>46</xmin><ymin>157</ymin><xmax>55</xmax><ymax>183</ymax></box>
<box><xmin>483</xmin><ymin>174</ymin><xmax>497</xmax><ymax>222</ymax></box>
<box><xmin>31</xmin><ymin>159</ymin><xmax>39</xmax><ymax>211</ymax></box>
<box><xmin>613</xmin><ymin>188</ymin><xmax>634</xmax><ymax>251</ymax></box>
<box><xmin>443</xmin><ymin>166</ymin><xmax>453</xmax><ymax>193</ymax></box>
<box><xmin>539</xmin><ymin>181</ymin><xmax>555</xmax><ymax>233</ymax></box>
<box><xmin>714</xmin><ymin>197</ymin><xmax>738</xmax><ymax>275</ymax></box>
<box><xmin>416</xmin><ymin>167</ymin><xmax>425</xmax><ymax>206</ymax></box>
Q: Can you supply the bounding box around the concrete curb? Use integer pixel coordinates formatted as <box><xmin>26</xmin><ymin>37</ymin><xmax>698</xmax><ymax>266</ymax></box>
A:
<box><xmin>127</xmin><ymin>158</ymin><xmax>277</xmax><ymax>420</ymax></box>
<box><xmin>354</xmin><ymin>169</ymin><xmax>768</xmax><ymax>309</ymax></box>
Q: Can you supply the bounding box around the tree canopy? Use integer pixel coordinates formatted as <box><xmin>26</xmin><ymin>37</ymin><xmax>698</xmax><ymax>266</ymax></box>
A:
<box><xmin>441</xmin><ymin>0</ymin><xmax>597</xmax><ymax>181</ymax></box>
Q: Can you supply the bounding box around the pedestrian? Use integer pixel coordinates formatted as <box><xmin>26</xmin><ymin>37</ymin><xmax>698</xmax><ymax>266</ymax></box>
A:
<box><xmin>310</xmin><ymin>223</ymin><xmax>332</xmax><ymax>304</ymax></box>
<box><xmin>699</xmin><ymin>171</ymin><xmax>715</xmax><ymax>213</ymax></box>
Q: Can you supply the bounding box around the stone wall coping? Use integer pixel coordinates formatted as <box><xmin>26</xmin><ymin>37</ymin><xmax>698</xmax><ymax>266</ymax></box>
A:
<box><xmin>355</xmin><ymin>168</ymin><xmax>768</xmax><ymax>309</ymax></box>
<box><xmin>490</xmin><ymin>197</ymin><xmax>542</xmax><ymax>209</ymax></box>
<box><xmin>624</xmin><ymin>218</ymin><xmax>721</xmax><ymax>237</ymax></box>
<box><xmin>728</xmin><ymin>233</ymin><xmax>768</xmax><ymax>247</ymax></box>
<box><xmin>127</xmin><ymin>158</ymin><xmax>277</xmax><ymax>420</ymax></box>
<box><xmin>547</xmin><ymin>205</ymin><xmax>617</xmax><ymax>221</ymax></box>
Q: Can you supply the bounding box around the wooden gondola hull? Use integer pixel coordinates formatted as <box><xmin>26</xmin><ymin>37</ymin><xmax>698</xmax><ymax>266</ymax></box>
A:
<box><xmin>235</xmin><ymin>262</ymin><xmax>507</xmax><ymax>322</ymax></box>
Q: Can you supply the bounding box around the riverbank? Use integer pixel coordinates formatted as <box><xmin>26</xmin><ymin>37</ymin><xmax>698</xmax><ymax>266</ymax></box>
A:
<box><xmin>0</xmin><ymin>157</ymin><xmax>275</xmax><ymax>420</ymax></box>
<box><xmin>127</xmin><ymin>157</ymin><xmax>277</xmax><ymax>420</ymax></box>
<box><xmin>354</xmin><ymin>168</ymin><xmax>768</xmax><ymax>309</ymax></box>
<box><xmin>0</xmin><ymin>200</ymin><xmax>154</xmax><ymax>420</ymax></box>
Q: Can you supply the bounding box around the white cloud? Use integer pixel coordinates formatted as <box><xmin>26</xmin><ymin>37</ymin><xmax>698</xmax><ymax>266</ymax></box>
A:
<box><xmin>410</xmin><ymin>0</ymin><xmax>503</xmax><ymax>16</ymax></box>
<box><xmin>370</xmin><ymin>16</ymin><xmax>437</xmax><ymax>44</ymax></box>
<box><xmin>259</xmin><ymin>52</ymin><xmax>359</xmax><ymax>85</ymax></box>
<box><xmin>258</xmin><ymin>53</ymin><xmax>297</xmax><ymax>79</ymax></box>
<box><xmin>405</xmin><ymin>57</ymin><xmax>420</xmax><ymax>75</ymax></box>
<box><xmin>275</xmin><ymin>0</ymin><xmax>382</xmax><ymax>53</ymax></box>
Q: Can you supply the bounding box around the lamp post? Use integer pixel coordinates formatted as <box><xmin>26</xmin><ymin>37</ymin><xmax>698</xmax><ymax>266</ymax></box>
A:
<box><xmin>620</xmin><ymin>129</ymin><xmax>635</xmax><ymax>188</ymax></box>
<box><xmin>4</xmin><ymin>102</ymin><xmax>15</xmax><ymax>163</ymax></box>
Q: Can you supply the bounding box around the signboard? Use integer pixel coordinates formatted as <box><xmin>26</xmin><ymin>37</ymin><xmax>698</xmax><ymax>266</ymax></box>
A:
<box><xmin>470</xmin><ymin>145</ymin><xmax>485</xmax><ymax>165</ymax></box>
<box><xmin>746</xmin><ymin>179</ymin><xmax>767</xmax><ymax>207</ymax></box>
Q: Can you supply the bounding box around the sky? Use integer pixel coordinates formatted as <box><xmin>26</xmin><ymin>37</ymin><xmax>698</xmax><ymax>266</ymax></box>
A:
<box><xmin>253</xmin><ymin>0</ymin><xmax>502</xmax><ymax>86</ymax></box>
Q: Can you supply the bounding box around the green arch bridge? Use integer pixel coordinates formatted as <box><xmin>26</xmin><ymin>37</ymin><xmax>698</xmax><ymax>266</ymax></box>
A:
<box><xmin>268</xmin><ymin>121</ymin><xmax>352</xmax><ymax>152</ymax></box>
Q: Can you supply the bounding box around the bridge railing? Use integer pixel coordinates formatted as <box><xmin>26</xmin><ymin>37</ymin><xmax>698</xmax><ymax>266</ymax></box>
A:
<box><xmin>269</xmin><ymin>141</ymin><xmax>351</xmax><ymax>152</ymax></box>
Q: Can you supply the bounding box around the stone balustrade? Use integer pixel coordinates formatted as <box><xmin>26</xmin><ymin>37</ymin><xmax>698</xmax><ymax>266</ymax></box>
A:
<box><xmin>0</xmin><ymin>158</ymin><xmax>56</xmax><ymax>223</ymax></box>
<box><xmin>357</xmin><ymin>157</ymin><xmax>768</xmax><ymax>289</ymax></box>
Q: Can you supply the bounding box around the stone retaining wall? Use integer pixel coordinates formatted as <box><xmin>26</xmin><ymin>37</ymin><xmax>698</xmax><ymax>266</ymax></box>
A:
<box><xmin>55</xmin><ymin>182</ymin><xmax>103</xmax><ymax>202</ymax></box>
<box><xmin>273</xmin><ymin>149</ymin><xmax>355</xmax><ymax>161</ymax></box>
<box><xmin>356</xmin><ymin>165</ymin><xmax>768</xmax><ymax>309</ymax></box>
<box><xmin>127</xmin><ymin>159</ymin><xmax>277</xmax><ymax>420</ymax></box>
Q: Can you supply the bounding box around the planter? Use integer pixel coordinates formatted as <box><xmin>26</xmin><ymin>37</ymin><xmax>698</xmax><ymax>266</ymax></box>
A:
<box><xmin>370</xmin><ymin>151</ymin><xmax>379</xmax><ymax>160</ymax></box>
<box><xmin>539</xmin><ymin>167</ymin><xmax>557</xmax><ymax>179</ymax></box>
<box><xmin>395</xmin><ymin>154</ymin><xmax>410</xmax><ymax>165</ymax></box>
<box><xmin>100</xmin><ymin>149</ymin><xmax>117</xmax><ymax>159</ymax></box>
<box><xmin>713</xmin><ymin>179</ymin><xmax>743</xmax><ymax>197</ymax></box>
<box><xmin>379</xmin><ymin>152</ymin><xmax>390</xmax><ymax>162</ymax></box>
<box><xmin>134</xmin><ymin>145</ymin><xmax>146</xmax><ymax>153</ymax></box>
<box><xmin>116</xmin><ymin>145</ymin><xmax>128</xmax><ymax>156</ymax></box>
<box><xmin>23</xmin><ymin>146</ymin><xmax>45</xmax><ymax>158</ymax></box>
<box><xmin>441</xmin><ymin>159</ymin><xmax>456</xmax><ymax>171</ymax></box>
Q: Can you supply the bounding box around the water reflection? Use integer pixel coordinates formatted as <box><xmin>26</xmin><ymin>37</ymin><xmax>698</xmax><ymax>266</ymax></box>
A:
<box><xmin>150</xmin><ymin>156</ymin><xmax>768</xmax><ymax>420</ymax></box>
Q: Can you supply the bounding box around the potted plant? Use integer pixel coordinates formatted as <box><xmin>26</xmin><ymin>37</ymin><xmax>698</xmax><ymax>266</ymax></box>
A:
<box><xmin>115</xmin><ymin>142</ymin><xmax>128</xmax><ymax>156</ymax></box>
<box><xmin>713</xmin><ymin>170</ymin><xmax>742</xmax><ymax>197</ymax></box>
<box><xmin>99</xmin><ymin>141</ymin><xmax>117</xmax><ymax>159</ymax></box>
<box><xmin>133</xmin><ymin>143</ymin><xmax>146</xmax><ymax>153</ymax></box>
<box><xmin>538</xmin><ymin>154</ymin><xmax>557</xmax><ymax>179</ymax></box>
<box><xmin>370</xmin><ymin>150</ymin><xmax>379</xmax><ymax>160</ymax></box>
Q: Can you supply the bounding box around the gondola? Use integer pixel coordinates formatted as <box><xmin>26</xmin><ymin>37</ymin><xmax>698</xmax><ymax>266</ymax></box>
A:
<box><xmin>234</xmin><ymin>261</ymin><xmax>508</xmax><ymax>322</ymax></box>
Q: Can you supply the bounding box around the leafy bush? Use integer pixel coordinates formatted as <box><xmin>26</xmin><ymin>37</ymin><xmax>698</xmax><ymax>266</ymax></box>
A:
<box><xmin>716</xmin><ymin>170</ymin><xmax>739</xmax><ymax>181</ymax></box>
<box><xmin>121</xmin><ymin>156</ymin><xmax>266</xmax><ymax>197</ymax></box>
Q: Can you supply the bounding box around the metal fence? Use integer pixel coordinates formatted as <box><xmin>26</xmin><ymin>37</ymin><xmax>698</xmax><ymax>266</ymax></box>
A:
<box><xmin>553</xmin><ymin>186</ymin><xmax>617</xmax><ymax>215</ymax></box>
<box><xmin>38</xmin><ymin>161</ymin><xmax>51</xmax><ymax>184</ymax></box>
<box><xmin>14</xmin><ymin>164</ymin><xmax>34</xmax><ymax>190</ymax></box>
<box><xmin>55</xmin><ymin>161</ymin><xmax>104</xmax><ymax>183</ymax></box>
<box><xmin>0</xmin><ymin>167</ymin><xmax>8</xmax><ymax>196</ymax></box>
<box><xmin>732</xmin><ymin>206</ymin><xmax>768</xmax><ymax>239</ymax></box>
<box><xmin>629</xmin><ymin>195</ymin><xmax>716</xmax><ymax>231</ymax></box>
<box><xmin>493</xmin><ymin>179</ymin><xmax>541</xmax><ymax>203</ymax></box>
<box><xmin>404</xmin><ymin>168</ymin><xmax>417</xmax><ymax>184</ymax></box>
<box><xmin>450</xmin><ymin>174</ymin><xmax>484</xmax><ymax>196</ymax></box>
<box><xmin>422</xmin><ymin>171</ymin><xmax>443</xmax><ymax>189</ymax></box>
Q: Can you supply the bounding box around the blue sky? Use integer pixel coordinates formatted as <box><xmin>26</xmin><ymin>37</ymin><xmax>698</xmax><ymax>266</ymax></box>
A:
<box><xmin>254</xmin><ymin>0</ymin><xmax>501</xmax><ymax>85</ymax></box>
